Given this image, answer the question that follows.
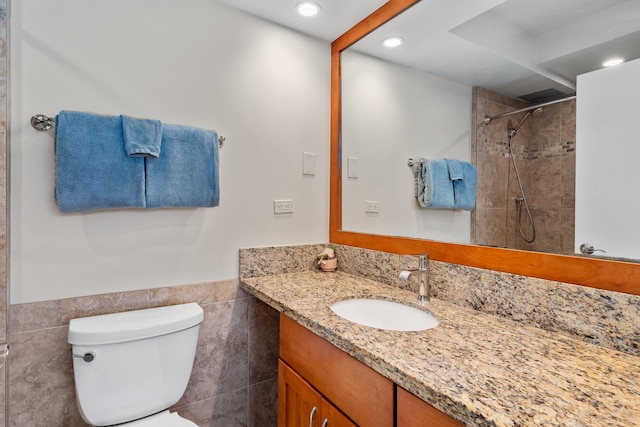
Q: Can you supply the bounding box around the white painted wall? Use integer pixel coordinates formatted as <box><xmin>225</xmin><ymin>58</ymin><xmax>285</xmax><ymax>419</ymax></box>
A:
<box><xmin>10</xmin><ymin>0</ymin><xmax>330</xmax><ymax>303</ymax></box>
<box><xmin>341</xmin><ymin>50</ymin><xmax>472</xmax><ymax>243</ymax></box>
<box><xmin>575</xmin><ymin>58</ymin><xmax>640</xmax><ymax>260</ymax></box>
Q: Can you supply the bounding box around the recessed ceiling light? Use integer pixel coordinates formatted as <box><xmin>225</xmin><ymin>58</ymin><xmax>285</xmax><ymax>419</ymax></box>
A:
<box><xmin>602</xmin><ymin>57</ymin><xmax>624</xmax><ymax>67</ymax></box>
<box><xmin>382</xmin><ymin>36</ymin><xmax>404</xmax><ymax>48</ymax></box>
<box><xmin>296</xmin><ymin>2</ymin><xmax>321</xmax><ymax>17</ymax></box>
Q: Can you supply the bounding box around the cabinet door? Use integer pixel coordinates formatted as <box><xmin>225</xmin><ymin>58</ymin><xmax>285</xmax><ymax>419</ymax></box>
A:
<box><xmin>397</xmin><ymin>387</ymin><xmax>463</xmax><ymax>427</ymax></box>
<box><xmin>279</xmin><ymin>359</ymin><xmax>358</xmax><ymax>427</ymax></box>
<box><xmin>279</xmin><ymin>359</ymin><xmax>323</xmax><ymax>427</ymax></box>
<box><xmin>321</xmin><ymin>401</ymin><xmax>358</xmax><ymax>427</ymax></box>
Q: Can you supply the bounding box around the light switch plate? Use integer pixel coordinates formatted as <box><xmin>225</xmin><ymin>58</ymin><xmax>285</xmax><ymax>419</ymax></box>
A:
<box><xmin>347</xmin><ymin>157</ymin><xmax>359</xmax><ymax>178</ymax></box>
<box><xmin>303</xmin><ymin>152</ymin><xmax>316</xmax><ymax>176</ymax></box>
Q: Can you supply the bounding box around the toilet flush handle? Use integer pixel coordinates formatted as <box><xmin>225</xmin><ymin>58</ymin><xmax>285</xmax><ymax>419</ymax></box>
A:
<box><xmin>73</xmin><ymin>351</ymin><xmax>96</xmax><ymax>363</ymax></box>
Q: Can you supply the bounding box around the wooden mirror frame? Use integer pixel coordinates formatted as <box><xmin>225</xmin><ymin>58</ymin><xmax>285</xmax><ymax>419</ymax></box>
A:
<box><xmin>329</xmin><ymin>0</ymin><xmax>640</xmax><ymax>295</ymax></box>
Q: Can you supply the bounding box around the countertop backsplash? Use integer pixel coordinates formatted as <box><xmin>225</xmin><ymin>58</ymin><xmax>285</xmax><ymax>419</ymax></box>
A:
<box><xmin>239</xmin><ymin>244</ymin><xmax>640</xmax><ymax>356</ymax></box>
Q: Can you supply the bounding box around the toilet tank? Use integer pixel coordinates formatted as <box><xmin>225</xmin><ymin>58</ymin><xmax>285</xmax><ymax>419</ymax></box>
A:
<box><xmin>68</xmin><ymin>303</ymin><xmax>204</xmax><ymax>426</ymax></box>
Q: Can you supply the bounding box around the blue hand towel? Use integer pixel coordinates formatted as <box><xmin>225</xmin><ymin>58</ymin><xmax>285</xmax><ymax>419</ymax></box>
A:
<box><xmin>122</xmin><ymin>115</ymin><xmax>162</xmax><ymax>158</ymax></box>
<box><xmin>446</xmin><ymin>159</ymin><xmax>477</xmax><ymax>211</ymax></box>
<box><xmin>145</xmin><ymin>123</ymin><xmax>219</xmax><ymax>208</ymax></box>
<box><xmin>417</xmin><ymin>159</ymin><xmax>455</xmax><ymax>209</ymax></box>
<box><xmin>55</xmin><ymin>111</ymin><xmax>146</xmax><ymax>213</ymax></box>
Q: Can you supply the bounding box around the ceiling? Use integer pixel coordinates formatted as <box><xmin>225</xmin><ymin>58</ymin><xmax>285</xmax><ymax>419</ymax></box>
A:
<box><xmin>219</xmin><ymin>0</ymin><xmax>640</xmax><ymax>101</ymax></box>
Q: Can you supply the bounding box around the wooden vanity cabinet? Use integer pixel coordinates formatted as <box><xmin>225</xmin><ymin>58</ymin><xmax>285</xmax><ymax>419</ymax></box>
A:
<box><xmin>279</xmin><ymin>314</ymin><xmax>463</xmax><ymax>427</ymax></box>
<box><xmin>279</xmin><ymin>314</ymin><xmax>394</xmax><ymax>426</ymax></box>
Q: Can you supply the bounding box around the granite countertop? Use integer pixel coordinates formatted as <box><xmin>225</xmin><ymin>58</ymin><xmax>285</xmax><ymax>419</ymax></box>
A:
<box><xmin>240</xmin><ymin>271</ymin><xmax>640</xmax><ymax>427</ymax></box>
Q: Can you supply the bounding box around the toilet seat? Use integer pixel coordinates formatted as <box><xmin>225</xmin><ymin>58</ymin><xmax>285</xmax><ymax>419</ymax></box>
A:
<box><xmin>120</xmin><ymin>410</ymin><xmax>198</xmax><ymax>427</ymax></box>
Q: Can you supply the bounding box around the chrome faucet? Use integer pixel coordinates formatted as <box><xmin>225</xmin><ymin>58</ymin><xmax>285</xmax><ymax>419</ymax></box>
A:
<box><xmin>399</xmin><ymin>255</ymin><xmax>429</xmax><ymax>302</ymax></box>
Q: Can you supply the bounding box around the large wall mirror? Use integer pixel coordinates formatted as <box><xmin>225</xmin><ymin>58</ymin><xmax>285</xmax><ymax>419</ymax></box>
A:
<box><xmin>330</xmin><ymin>0</ymin><xmax>640</xmax><ymax>295</ymax></box>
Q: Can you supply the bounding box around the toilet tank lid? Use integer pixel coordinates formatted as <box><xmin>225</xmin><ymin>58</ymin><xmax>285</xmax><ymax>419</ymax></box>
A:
<box><xmin>68</xmin><ymin>303</ymin><xmax>204</xmax><ymax>345</ymax></box>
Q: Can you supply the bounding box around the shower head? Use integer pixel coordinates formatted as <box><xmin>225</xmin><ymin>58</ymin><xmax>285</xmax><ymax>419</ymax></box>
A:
<box><xmin>508</xmin><ymin>107</ymin><xmax>543</xmax><ymax>138</ymax></box>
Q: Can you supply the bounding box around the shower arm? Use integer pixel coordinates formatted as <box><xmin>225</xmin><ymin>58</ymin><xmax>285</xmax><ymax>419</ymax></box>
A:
<box><xmin>484</xmin><ymin>95</ymin><xmax>576</xmax><ymax>125</ymax></box>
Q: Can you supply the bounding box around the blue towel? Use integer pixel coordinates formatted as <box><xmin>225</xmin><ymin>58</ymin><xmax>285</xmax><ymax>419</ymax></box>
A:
<box><xmin>122</xmin><ymin>115</ymin><xmax>162</xmax><ymax>158</ymax></box>
<box><xmin>446</xmin><ymin>158</ymin><xmax>464</xmax><ymax>181</ymax></box>
<box><xmin>417</xmin><ymin>159</ymin><xmax>455</xmax><ymax>209</ymax></box>
<box><xmin>145</xmin><ymin>123</ymin><xmax>219</xmax><ymax>208</ymax></box>
<box><xmin>55</xmin><ymin>111</ymin><xmax>146</xmax><ymax>213</ymax></box>
<box><xmin>446</xmin><ymin>159</ymin><xmax>477</xmax><ymax>211</ymax></box>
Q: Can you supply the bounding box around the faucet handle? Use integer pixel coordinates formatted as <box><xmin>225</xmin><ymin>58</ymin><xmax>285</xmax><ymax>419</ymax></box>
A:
<box><xmin>418</xmin><ymin>254</ymin><xmax>428</xmax><ymax>269</ymax></box>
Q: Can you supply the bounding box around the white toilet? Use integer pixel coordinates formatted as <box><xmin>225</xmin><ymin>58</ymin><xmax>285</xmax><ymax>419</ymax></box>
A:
<box><xmin>68</xmin><ymin>303</ymin><xmax>204</xmax><ymax>426</ymax></box>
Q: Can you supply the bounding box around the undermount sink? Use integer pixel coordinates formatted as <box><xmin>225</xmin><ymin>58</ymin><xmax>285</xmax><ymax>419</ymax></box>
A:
<box><xmin>330</xmin><ymin>298</ymin><xmax>439</xmax><ymax>331</ymax></box>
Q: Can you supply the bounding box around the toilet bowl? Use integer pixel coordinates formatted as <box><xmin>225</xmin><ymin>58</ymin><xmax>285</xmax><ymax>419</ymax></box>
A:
<box><xmin>68</xmin><ymin>303</ymin><xmax>204</xmax><ymax>426</ymax></box>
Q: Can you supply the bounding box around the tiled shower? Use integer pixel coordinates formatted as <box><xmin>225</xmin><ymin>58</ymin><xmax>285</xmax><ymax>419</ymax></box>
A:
<box><xmin>472</xmin><ymin>87</ymin><xmax>576</xmax><ymax>255</ymax></box>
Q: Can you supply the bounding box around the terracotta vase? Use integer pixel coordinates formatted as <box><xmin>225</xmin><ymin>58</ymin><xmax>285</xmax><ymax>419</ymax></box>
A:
<box><xmin>319</xmin><ymin>258</ymin><xmax>337</xmax><ymax>272</ymax></box>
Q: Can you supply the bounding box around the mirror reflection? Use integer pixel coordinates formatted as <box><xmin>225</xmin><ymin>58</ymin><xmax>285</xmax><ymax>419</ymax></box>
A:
<box><xmin>341</xmin><ymin>0</ymin><xmax>640</xmax><ymax>261</ymax></box>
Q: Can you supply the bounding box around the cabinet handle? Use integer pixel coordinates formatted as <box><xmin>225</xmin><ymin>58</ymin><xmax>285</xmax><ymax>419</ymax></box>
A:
<box><xmin>309</xmin><ymin>406</ymin><xmax>317</xmax><ymax>427</ymax></box>
<box><xmin>321</xmin><ymin>419</ymin><xmax>329</xmax><ymax>427</ymax></box>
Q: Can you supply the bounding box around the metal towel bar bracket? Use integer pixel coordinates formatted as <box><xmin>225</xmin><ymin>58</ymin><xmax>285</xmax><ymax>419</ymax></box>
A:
<box><xmin>30</xmin><ymin>114</ymin><xmax>226</xmax><ymax>148</ymax></box>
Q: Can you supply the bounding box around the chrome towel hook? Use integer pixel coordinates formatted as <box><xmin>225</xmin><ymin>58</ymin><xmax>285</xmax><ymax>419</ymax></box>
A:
<box><xmin>31</xmin><ymin>114</ymin><xmax>55</xmax><ymax>131</ymax></box>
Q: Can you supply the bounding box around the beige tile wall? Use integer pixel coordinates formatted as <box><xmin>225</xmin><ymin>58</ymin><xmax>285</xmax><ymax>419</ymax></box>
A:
<box><xmin>7</xmin><ymin>280</ymin><xmax>279</xmax><ymax>426</ymax></box>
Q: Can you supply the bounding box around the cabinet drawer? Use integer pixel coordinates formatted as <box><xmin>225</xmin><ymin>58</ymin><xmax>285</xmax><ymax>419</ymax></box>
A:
<box><xmin>279</xmin><ymin>314</ymin><xmax>394</xmax><ymax>427</ymax></box>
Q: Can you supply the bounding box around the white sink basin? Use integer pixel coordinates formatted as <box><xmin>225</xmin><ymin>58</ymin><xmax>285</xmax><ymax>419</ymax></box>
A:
<box><xmin>330</xmin><ymin>298</ymin><xmax>439</xmax><ymax>331</ymax></box>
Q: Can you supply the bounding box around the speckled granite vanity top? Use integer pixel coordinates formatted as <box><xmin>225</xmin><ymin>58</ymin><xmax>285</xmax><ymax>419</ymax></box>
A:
<box><xmin>241</xmin><ymin>271</ymin><xmax>640</xmax><ymax>427</ymax></box>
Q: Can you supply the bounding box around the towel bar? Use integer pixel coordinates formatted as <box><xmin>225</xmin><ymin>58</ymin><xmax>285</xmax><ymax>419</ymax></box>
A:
<box><xmin>30</xmin><ymin>114</ymin><xmax>226</xmax><ymax>148</ymax></box>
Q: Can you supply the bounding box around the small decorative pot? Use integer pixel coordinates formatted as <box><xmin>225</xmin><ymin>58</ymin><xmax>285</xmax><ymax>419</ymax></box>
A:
<box><xmin>319</xmin><ymin>258</ymin><xmax>337</xmax><ymax>272</ymax></box>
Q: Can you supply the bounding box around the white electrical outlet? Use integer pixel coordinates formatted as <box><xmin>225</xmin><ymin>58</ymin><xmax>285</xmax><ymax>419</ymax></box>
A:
<box><xmin>365</xmin><ymin>200</ymin><xmax>380</xmax><ymax>213</ymax></box>
<box><xmin>274</xmin><ymin>199</ymin><xmax>294</xmax><ymax>214</ymax></box>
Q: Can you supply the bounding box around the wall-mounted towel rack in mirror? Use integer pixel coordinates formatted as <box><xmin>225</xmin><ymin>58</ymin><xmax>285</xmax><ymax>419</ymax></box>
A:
<box><xmin>30</xmin><ymin>114</ymin><xmax>226</xmax><ymax>148</ymax></box>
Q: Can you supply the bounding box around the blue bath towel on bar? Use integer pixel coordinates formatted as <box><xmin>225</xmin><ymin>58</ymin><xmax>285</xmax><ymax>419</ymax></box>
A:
<box><xmin>122</xmin><ymin>115</ymin><xmax>162</xmax><ymax>158</ymax></box>
<box><xmin>445</xmin><ymin>159</ymin><xmax>477</xmax><ymax>211</ymax></box>
<box><xmin>417</xmin><ymin>159</ymin><xmax>455</xmax><ymax>209</ymax></box>
<box><xmin>55</xmin><ymin>111</ymin><xmax>146</xmax><ymax>213</ymax></box>
<box><xmin>145</xmin><ymin>123</ymin><xmax>219</xmax><ymax>208</ymax></box>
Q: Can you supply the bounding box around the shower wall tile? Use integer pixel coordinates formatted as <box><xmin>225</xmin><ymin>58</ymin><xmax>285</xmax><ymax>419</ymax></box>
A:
<box><xmin>514</xmin><ymin>208</ymin><xmax>561</xmax><ymax>252</ymax></box>
<box><xmin>8</xmin><ymin>279</ymin><xmax>277</xmax><ymax>426</ymax></box>
<box><xmin>476</xmin><ymin>152</ymin><xmax>509</xmax><ymax>208</ymax></box>
<box><xmin>561</xmin><ymin>153</ymin><xmax>576</xmax><ymax>208</ymax></box>
<box><xmin>523</xmin><ymin>157</ymin><xmax>562</xmax><ymax>208</ymax></box>
<box><xmin>530</xmin><ymin>103</ymin><xmax>563</xmax><ymax>146</ymax></box>
<box><xmin>561</xmin><ymin>207</ymin><xmax>576</xmax><ymax>254</ymax></box>
<box><xmin>562</xmin><ymin>99</ymin><xmax>577</xmax><ymax>141</ymax></box>
<box><xmin>474</xmin><ymin>208</ymin><xmax>507</xmax><ymax>248</ymax></box>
